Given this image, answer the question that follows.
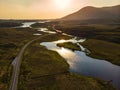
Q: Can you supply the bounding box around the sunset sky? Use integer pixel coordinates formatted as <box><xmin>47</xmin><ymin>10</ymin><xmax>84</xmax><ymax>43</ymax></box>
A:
<box><xmin>0</xmin><ymin>0</ymin><xmax>120</xmax><ymax>19</ymax></box>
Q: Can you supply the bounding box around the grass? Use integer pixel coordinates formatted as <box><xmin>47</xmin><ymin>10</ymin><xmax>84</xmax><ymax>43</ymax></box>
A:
<box><xmin>0</xmin><ymin>24</ymin><xmax>41</xmax><ymax>89</ymax></box>
<box><xmin>18</xmin><ymin>34</ymin><xmax>115</xmax><ymax>90</ymax></box>
<box><xmin>54</xmin><ymin>21</ymin><xmax>120</xmax><ymax>66</ymax></box>
<box><xmin>0</xmin><ymin>21</ymin><xmax>63</xmax><ymax>89</ymax></box>
<box><xmin>55</xmin><ymin>21</ymin><xmax>120</xmax><ymax>44</ymax></box>
<box><xmin>81</xmin><ymin>39</ymin><xmax>120</xmax><ymax>65</ymax></box>
<box><xmin>0</xmin><ymin>21</ymin><xmax>22</xmax><ymax>28</ymax></box>
<box><xmin>30</xmin><ymin>22</ymin><xmax>58</xmax><ymax>34</ymax></box>
<box><xmin>31</xmin><ymin>23</ymin><xmax>47</xmax><ymax>28</ymax></box>
<box><xmin>0</xmin><ymin>20</ymin><xmax>117</xmax><ymax>90</ymax></box>
<box><xmin>57</xmin><ymin>42</ymin><xmax>81</xmax><ymax>51</ymax></box>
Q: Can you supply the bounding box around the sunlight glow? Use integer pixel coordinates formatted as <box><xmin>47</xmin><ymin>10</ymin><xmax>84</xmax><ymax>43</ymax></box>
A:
<box><xmin>54</xmin><ymin>39</ymin><xmax>67</xmax><ymax>43</ymax></box>
<box><xmin>57</xmin><ymin>47</ymin><xmax>75</xmax><ymax>59</ymax></box>
<box><xmin>54</xmin><ymin>0</ymin><xmax>71</xmax><ymax>9</ymax></box>
<box><xmin>0</xmin><ymin>0</ymin><xmax>120</xmax><ymax>19</ymax></box>
<box><xmin>59</xmin><ymin>47</ymin><xmax>68</xmax><ymax>53</ymax></box>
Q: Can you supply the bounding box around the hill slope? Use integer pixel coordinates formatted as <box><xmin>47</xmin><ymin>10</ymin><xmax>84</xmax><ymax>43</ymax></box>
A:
<box><xmin>62</xmin><ymin>5</ymin><xmax>120</xmax><ymax>23</ymax></box>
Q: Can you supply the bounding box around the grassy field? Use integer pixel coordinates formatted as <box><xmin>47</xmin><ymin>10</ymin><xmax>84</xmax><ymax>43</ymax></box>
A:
<box><xmin>31</xmin><ymin>22</ymin><xmax>56</xmax><ymax>32</ymax></box>
<box><xmin>0</xmin><ymin>20</ymin><xmax>118</xmax><ymax>90</ymax></box>
<box><xmin>54</xmin><ymin>21</ymin><xmax>120</xmax><ymax>65</ymax></box>
<box><xmin>55</xmin><ymin>21</ymin><xmax>120</xmax><ymax>44</ymax></box>
<box><xmin>18</xmin><ymin>34</ymin><xmax>115</xmax><ymax>90</ymax></box>
<box><xmin>0</xmin><ymin>21</ymin><xmax>23</xmax><ymax>28</ymax></box>
<box><xmin>0</xmin><ymin>22</ymin><xmax>41</xmax><ymax>89</ymax></box>
<box><xmin>31</xmin><ymin>23</ymin><xmax>47</xmax><ymax>28</ymax></box>
<box><xmin>57</xmin><ymin>42</ymin><xmax>81</xmax><ymax>51</ymax></box>
<box><xmin>81</xmin><ymin>39</ymin><xmax>120</xmax><ymax>65</ymax></box>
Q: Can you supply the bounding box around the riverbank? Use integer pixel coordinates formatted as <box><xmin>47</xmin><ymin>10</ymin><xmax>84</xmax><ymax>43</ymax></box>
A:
<box><xmin>57</xmin><ymin>42</ymin><xmax>81</xmax><ymax>51</ymax></box>
<box><xmin>54</xmin><ymin>21</ymin><xmax>120</xmax><ymax>66</ymax></box>
<box><xmin>18</xmin><ymin>34</ymin><xmax>115</xmax><ymax>90</ymax></box>
<box><xmin>81</xmin><ymin>39</ymin><xmax>120</xmax><ymax>65</ymax></box>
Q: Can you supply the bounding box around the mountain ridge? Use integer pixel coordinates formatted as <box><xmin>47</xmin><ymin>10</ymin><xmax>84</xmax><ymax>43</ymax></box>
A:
<box><xmin>61</xmin><ymin>5</ymin><xmax>120</xmax><ymax>23</ymax></box>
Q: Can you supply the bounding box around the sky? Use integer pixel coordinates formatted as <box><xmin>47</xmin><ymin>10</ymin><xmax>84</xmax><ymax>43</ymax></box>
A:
<box><xmin>0</xmin><ymin>0</ymin><xmax>120</xmax><ymax>19</ymax></box>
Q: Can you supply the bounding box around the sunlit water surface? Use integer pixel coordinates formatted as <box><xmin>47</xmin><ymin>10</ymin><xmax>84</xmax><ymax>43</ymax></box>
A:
<box><xmin>21</xmin><ymin>22</ymin><xmax>36</xmax><ymax>28</ymax></box>
<box><xmin>40</xmin><ymin>38</ymin><xmax>120</xmax><ymax>90</ymax></box>
<box><xmin>14</xmin><ymin>20</ymin><xmax>120</xmax><ymax>89</ymax></box>
<box><xmin>38</xmin><ymin>28</ymin><xmax>56</xmax><ymax>34</ymax></box>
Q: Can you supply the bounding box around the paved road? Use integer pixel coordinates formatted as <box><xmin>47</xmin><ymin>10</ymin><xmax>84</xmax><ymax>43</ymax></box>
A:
<box><xmin>9</xmin><ymin>34</ymin><xmax>51</xmax><ymax>90</ymax></box>
<box><xmin>52</xmin><ymin>25</ymin><xmax>62</xmax><ymax>33</ymax></box>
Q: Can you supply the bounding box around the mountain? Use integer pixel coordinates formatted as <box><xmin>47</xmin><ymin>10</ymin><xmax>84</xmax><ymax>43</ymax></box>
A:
<box><xmin>103</xmin><ymin>5</ymin><xmax>120</xmax><ymax>17</ymax></box>
<box><xmin>61</xmin><ymin>5</ymin><xmax>120</xmax><ymax>23</ymax></box>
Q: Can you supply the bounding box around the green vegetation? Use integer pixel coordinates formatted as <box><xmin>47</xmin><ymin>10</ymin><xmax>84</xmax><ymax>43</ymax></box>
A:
<box><xmin>55</xmin><ymin>21</ymin><xmax>120</xmax><ymax>65</ymax></box>
<box><xmin>56</xmin><ymin>21</ymin><xmax>120</xmax><ymax>44</ymax></box>
<box><xmin>0</xmin><ymin>20</ymin><xmax>117</xmax><ymax>90</ymax></box>
<box><xmin>31</xmin><ymin>23</ymin><xmax>47</xmax><ymax>28</ymax></box>
<box><xmin>0</xmin><ymin>21</ymin><xmax>22</xmax><ymax>28</ymax></box>
<box><xmin>81</xmin><ymin>39</ymin><xmax>120</xmax><ymax>65</ymax></box>
<box><xmin>57</xmin><ymin>42</ymin><xmax>81</xmax><ymax>51</ymax></box>
<box><xmin>0</xmin><ymin>22</ymin><xmax>40</xmax><ymax>89</ymax></box>
<box><xmin>30</xmin><ymin>22</ymin><xmax>57</xmax><ymax>33</ymax></box>
<box><xmin>18</xmin><ymin>34</ymin><xmax>115</xmax><ymax>90</ymax></box>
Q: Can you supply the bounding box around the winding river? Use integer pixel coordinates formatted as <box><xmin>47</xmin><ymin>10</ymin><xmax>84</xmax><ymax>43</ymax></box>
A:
<box><xmin>16</xmin><ymin>21</ymin><xmax>120</xmax><ymax>89</ymax></box>
<box><xmin>40</xmin><ymin>37</ymin><xmax>120</xmax><ymax>90</ymax></box>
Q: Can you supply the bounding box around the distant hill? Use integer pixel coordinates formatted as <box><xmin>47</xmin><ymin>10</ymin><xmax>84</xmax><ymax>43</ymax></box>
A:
<box><xmin>103</xmin><ymin>5</ymin><xmax>120</xmax><ymax>17</ymax></box>
<box><xmin>61</xmin><ymin>5</ymin><xmax>120</xmax><ymax>23</ymax></box>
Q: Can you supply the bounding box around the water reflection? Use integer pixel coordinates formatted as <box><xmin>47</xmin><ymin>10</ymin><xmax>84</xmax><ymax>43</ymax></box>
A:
<box><xmin>18</xmin><ymin>20</ymin><xmax>50</xmax><ymax>28</ymax></box>
<box><xmin>40</xmin><ymin>38</ymin><xmax>120</xmax><ymax>90</ymax></box>
<box><xmin>21</xmin><ymin>22</ymin><xmax>36</xmax><ymax>28</ymax></box>
<box><xmin>54</xmin><ymin>37</ymin><xmax>86</xmax><ymax>44</ymax></box>
<box><xmin>62</xmin><ymin>33</ymin><xmax>73</xmax><ymax>37</ymax></box>
<box><xmin>57</xmin><ymin>47</ymin><xmax>79</xmax><ymax>68</ymax></box>
<box><xmin>55</xmin><ymin>39</ymin><xmax>67</xmax><ymax>43</ymax></box>
<box><xmin>57</xmin><ymin>47</ymin><xmax>75</xmax><ymax>59</ymax></box>
<box><xmin>38</xmin><ymin>28</ymin><xmax>56</xmax><ymax>34</ymax></box>
<box><xmin>33</xmin><ymin>33</ymin><xmax>42</xmax><ymax>36</ymax></box>
<box><xmin>38</xmin><ymin>20</ymin><xmax>50</xmax><ymax>23</ymax></box>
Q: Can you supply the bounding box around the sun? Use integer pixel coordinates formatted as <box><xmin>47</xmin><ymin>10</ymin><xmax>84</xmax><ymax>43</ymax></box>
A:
<box><xmin>54</xmin><ymin>0</ymin><xmax>71</xmax><ymax>9</ymax></box>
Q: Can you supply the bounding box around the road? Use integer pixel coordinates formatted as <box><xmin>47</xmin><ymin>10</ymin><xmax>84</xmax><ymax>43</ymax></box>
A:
<box><xmin>9</xmin><ymin>34</ymin><xmax>51</xmax><ymax>90</ymax></box>
<box><xmin>52</xmin><ymin>25</ymin><xmax>62</xmax><ymax>33</ymax></box>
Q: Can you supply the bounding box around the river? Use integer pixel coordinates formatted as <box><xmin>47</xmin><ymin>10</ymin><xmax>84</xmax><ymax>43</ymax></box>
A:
<box><xmin>40</xmin><ymin>37</ymin><xmax>120</xmax><ymax>90</ymax></box>
<box><xmin>16</xmin><ymin>21</ymin><xmax>120</xmax><ymax>89</ymax></box>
